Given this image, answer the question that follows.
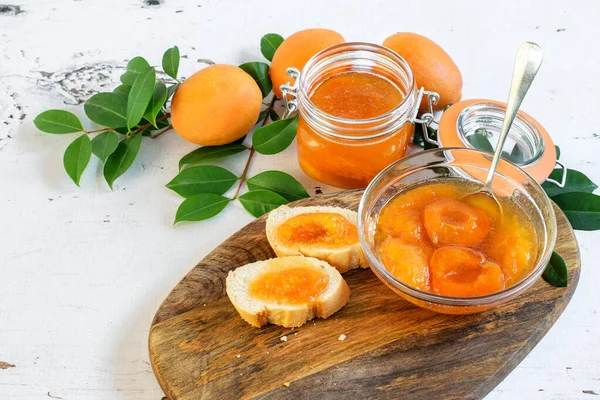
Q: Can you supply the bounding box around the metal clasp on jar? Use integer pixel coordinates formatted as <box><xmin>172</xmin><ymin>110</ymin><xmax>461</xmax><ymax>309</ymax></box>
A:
<box><xmin>280</xmin><ymin>67</ymin><xmax>301</xmax><ymax>119</ymax></box>
<box><xmin>407</xmin><ymin>88</ymin><xmax>440</xmax><ymax>147</ymax></box>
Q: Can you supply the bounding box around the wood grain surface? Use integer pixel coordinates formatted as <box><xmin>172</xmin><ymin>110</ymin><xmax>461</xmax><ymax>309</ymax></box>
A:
<box><xmin>149</xmin><ymin>190</ymin><xmax>580</xmax><ymax>400</ymax></box>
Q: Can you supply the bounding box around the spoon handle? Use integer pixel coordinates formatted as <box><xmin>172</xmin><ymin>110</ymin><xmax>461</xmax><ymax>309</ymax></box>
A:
<box><xmin>484</xmin><ymin>42</ymin><xmax>544</xmax><ymax>189</ymax></box>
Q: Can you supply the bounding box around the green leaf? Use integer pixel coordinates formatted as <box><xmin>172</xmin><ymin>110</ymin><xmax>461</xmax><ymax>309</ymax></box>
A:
<box><xmin>179</xmin><ymin>143</ymin><xmax>248</xmax><ymax>170</ymax></box>
<box><xmin>63</xmin><ymin>135</ymin><xmax>92</xmax><ymax>186</ymax></box>
<box><xmin>552</xmin><ymin>192</ymin><xmax>600</xmax><ymax>230</ymax></box>
<box><xmin>542</xmin><ymin>168</ymin><xmax>598</xmax><ymax>197</ymax></box>
<box><xmin>412</xmin><ymin>123</ymin><xmax>426</xmax><ymax>147</ymax></box>
<box><xmin>256</xmin><ymin>108</ymin><xmax>269</xmax><ymax>125</ymax></box>
<box><xmin>167</xmin><ymin>84</ymin><xmax>179</xmax><ymax>100</ymax></box>
<box><xmin>238</xmin><ymin>189</ymin><xmax>288</xmax><ymax>218</ymax></box>
<box><xmin>127</xmin><ymin>67</ymin><xmax>156</xmax><ymax>129</ymax></box>
<box><xmin>34</xmin><ymin>110</ymin><xmax>83</xmax><ymax>134</ymax></box>
<box><xmin>113</xmin><ymin>84</ymin><xmax>131</xmax><ymax>101</ymax></box>
<box><xmin>247</xmin><ymin>170</ymin><xmax>309</xmax><ymax>201</ymax></box>
<box><xmin>508</xmin><ymin>145</ymin><xmax>525</xmax><ymax>164</ymax></box>
<box><xmin>103</xmin><ymin>134</ymin><xmax>143</xmax><ymax>189</ymax></box>
<box><xmin>468</xmin><ymin>130</ymin><xmax>494</xmax><ymax>153</ymax></box>
<box><xmin>120</xmin><ymin>56</ymin><xmax>151</xmax><ymax>85</ymax></box>
<box><xmin>269</xmin><ymin>109</ymin><xmax>280</xmax><ymax>122</ymax></box>
<box><xmin>143</xmin><ymin>82</ymin><xmax>168</xmax><ymax>128</ymax></box>
<box><xmin>413</xmin><ymin>124</ymin><xmax>439</xmax><ymax>149</ymax></box>
<box><xmin>174</xmin><ymin>193</ymin><xmax>230</xmax><ymax>225</ymax></box>
<box><xmin>239</xmin><ymin>62</ymin><xmax>272</xmax><ymax>98</ymax></box>
<box><xmin>166</xmin><ymin>165</ymin><xmax>238</xmax><ymax>197</ymax></box>
<box><xmin>424</xmin><ymin>126</ymin><xmax>438</xmax><ymax>150</ymax></box>
<box><xmin>84</xmin><ymin>93</ymin><xmax>128</xmax><ymax>129</ymax></box>
<box><xmin>162</xmin><ymin>46</ymin><xmax>180</xmax><ymax>80</ymax></box>
<box><xmin>154</xmin><ymin>110</ymin><xmax>171</xmax><ymax>128</ymax></box>
<box><xmin>555</xmin><ymin>145</ymin><xmax>561</xmax><ymax>160</ymax></box>
<box><xmin>253</xmin><ymin>116</ymin><xmax>298</xmax><ymax>155</ymax></box>
<box><xmin>542</xmin><ymin>251</ymin><xmax>568</xmax><ymax>287</ymax></box>
<box><xmin>91</xmin><ymin>131</ymin><xmax>119</xmax><ymax>163</ymax></box>
<box><xmin>260</xmin><ymin>33</ymin><xmax>284</xmax><ymax>62</ymax></box>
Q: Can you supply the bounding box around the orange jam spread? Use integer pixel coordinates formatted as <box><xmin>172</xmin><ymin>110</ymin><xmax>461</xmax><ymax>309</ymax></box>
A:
<box><xmin>297</xmin><ymin>71</ymin><xmax>414</xmax><ymax>189</ymax></box>
<box><xmin>376</xmin><ymin>179</ymin><xmax>538</xmax><ymax>297</ymax></box>
<box><xmin>277</xmin><ymin>212</ymin><xmax>358</xmax><ymax>247</ymax></box>
<box><xmin>249</xmin><ymin>263</ymin><xmax>329</xmax><ymax>305</ymax></box>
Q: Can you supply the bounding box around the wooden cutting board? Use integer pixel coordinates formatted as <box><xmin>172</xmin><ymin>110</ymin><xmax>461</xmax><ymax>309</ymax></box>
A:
<box><xmin>149</xmin><ymin>190</ymin><xmax>580</xmax><ymax>400</ymax></box>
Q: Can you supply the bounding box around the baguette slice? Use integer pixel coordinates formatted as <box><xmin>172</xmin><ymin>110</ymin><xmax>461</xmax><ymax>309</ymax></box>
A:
<box><xmin>266</xmin><ymin>205</ymin><xmax>366</xmax><ymax>273</ymax></box>
<box><xmin>226</xmin><ymin>256</ymin><xmax>351</xmax><ymax>328</ymax></box>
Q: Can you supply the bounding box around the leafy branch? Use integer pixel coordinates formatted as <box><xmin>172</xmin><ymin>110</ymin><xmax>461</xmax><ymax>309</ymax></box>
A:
<box><xmin>168</xmin><ymin>39</ymin><xmax>309</xmax><ymax>224</ymax></box>
<box><xmin>34</xmin><ymin>46</ymin><xmax>182</xmax><ymax>188</ymax></box>
<box><xmin>33</xmin><ymin>34</ymin><xmax>308</xmax><ymax>224</ymax></box>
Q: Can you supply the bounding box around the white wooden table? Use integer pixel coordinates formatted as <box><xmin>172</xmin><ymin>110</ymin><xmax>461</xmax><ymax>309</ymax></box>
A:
<box><xmin>1</xmin><ymin>1</ymin><xmax>599</xmax><ymax>398</ymax></box>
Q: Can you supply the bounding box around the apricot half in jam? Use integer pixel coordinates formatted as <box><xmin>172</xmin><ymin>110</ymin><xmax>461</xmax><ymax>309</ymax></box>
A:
<box><xmin>487</xmin><ymin>216</ymin><xmax>538</xmax><ymax>286</ymax></box>
<box><xmin>376</xmin><ymin>208</ymin><xmax>425</xmax><ymax>247</ymax></box>
<box><xmin>423</xmin><ymin>198</ymin><xmax>491</xmax><ymax>247</ymax></box>
<box><xmin>277</xmin><ymin>213</ymin><xmax>358</xmax><ymax>247</ymax></box>
<box><xmin>430</xmin><ymin>246</ymin><xmax>505</xmax><ymax>297</ymax></box>
<box><xmin>378</xmin><ymin>237</ymin><xmax>431</xmax><ymax>291</ymax></box>
<box><xmin>385</xmin><ymin>183</ymin><xmax>460</xmax><ymax>210</ymax></box>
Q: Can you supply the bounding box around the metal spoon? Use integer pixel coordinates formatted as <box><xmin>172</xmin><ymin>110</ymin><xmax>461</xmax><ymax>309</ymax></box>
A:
<box><xmin>462</xmin><ymin>42</ymin><xmax>544</xmax><ymax>220</ymax></box>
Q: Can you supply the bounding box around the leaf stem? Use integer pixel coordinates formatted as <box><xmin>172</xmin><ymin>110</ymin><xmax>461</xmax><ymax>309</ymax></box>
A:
<box><xmin>127</xmin><ymin>112</ymin><xmax>172</xmax><ymax>137</ymax></box>
<box><xmin>151</xmin><ymin>124</ymin><xmax>173</xmax><ymax>139</ymax></box>
<box><xmin>158</xmin><ymin>79</ymin><xmax>179</xmax><ymax>85</ymax></box>
<box><xmin>85</xmin><ymin>127</ymin><xmax>112</xmax><ymax>135</ymax></box>
<box><xmin>232</xmin><ymin>96</ymin><xmax>277</xmax><ymax>200</ymax></box>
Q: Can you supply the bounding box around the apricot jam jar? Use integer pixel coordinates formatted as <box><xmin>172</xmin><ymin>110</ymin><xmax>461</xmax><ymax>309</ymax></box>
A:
<box><xmin>281</xmin><ymin>43</ymin><xmax>437</xmax><ymax>189</ymax></box>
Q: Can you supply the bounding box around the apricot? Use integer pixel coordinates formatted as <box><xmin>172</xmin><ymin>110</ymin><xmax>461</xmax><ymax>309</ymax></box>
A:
<box><xmin>384</xmin><ymin>183</ymin><xmax>460</xmax><ymax>211</ymax></box>
<box><xmin>270</xmin><ymin>28</ymin><xmax>345</xmax><ymax>98</ymax></box>
<box><xmin>423</xmin><ymin>198</ymin><xmax>490</xmax><ymax>246</ymax></box>
<box><xmin>378</xmin><ymin>237</ymin><xmax>430</xmax><ymax>291</ymax></box>
<box><xmin>171</xmin><ymin>64</ymin><xmax>262</xmax><ymax>146</ymax></box>
<box><xmin>487</xmin><ymin>218</ymin><xmax>538</xmax><ymax>286</ymax></box>
<box><xmin>376</xmin><ymin>208</ymin><xmax>426</xmax><ymax>248</ymax></box>
<box><xmin>382</xmin><ymin>32</ymin><xmax>462</xmax><ymax>110</ymax></box>
<box><xmin>430</xmin><ymin>246</ymin><xmax>505</xmax><ymax>297</ymax></box>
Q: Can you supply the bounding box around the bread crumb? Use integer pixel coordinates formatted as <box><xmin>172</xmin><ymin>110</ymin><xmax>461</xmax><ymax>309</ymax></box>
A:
<box><xmin>203</xmin><ymin>304</ymin><xmax>206</xmax><ymax>307</ymax></box>
<box><xmin>338</xmin><ymin>334</ymin><xmax>346</xmax><ymax>341</ymax></box>
<box><xmin>294</xmin><ymin>332</ymin><xmax>298</xmax><ymax>336</ymax></box>
<box><xmin>281</xmin><ymin>336</ymin><xmax>288</xmax><ymax>342</ymax></box>
<box><xmin>236</xmin><ymin>354</ymin><xmax>241</xmax><ymax>358</ymax></box>
<box><xmin>283</xmin><ymin>382</ymin><xmax>290</xmax><ymax>387</ymax></box>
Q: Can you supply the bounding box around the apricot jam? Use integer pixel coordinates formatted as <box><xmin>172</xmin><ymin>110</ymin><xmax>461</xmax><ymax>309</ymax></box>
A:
<box><xmin>249</xmin><ymin>263</ymin><xmax>329</xmax><ymax>305</ymax></box>
<box><xmin>277</xmin><ymin>212</ymin><xmax>358</xmax><ymax>247</ymax></box>
<box><xmin>310</xmin><ymin>72</ymin><xmax>403</xmax><ymax>119</ymax></box>
<box><xmin>375</xmin><ymin>179</ymin><xmax>538</xmax><ymax>297</ymax></box>
<box><xmin>297</xmin><ymin>71</ymin><xmax>414</xmax><ymax>189</ymax></box>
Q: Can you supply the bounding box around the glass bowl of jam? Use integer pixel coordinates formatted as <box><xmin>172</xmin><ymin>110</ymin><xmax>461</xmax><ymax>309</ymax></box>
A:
<box><xmin>357</xmin><ymin>148</ymin><xmax>557</xmax><ymax>314</ymax></box>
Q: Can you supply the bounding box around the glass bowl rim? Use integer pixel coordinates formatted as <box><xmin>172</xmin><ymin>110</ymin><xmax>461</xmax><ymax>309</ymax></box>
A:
<box><xmin>357</xmin><ymin>147</ymin><xmax>557</xmax><ymax>306</ymax></box>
